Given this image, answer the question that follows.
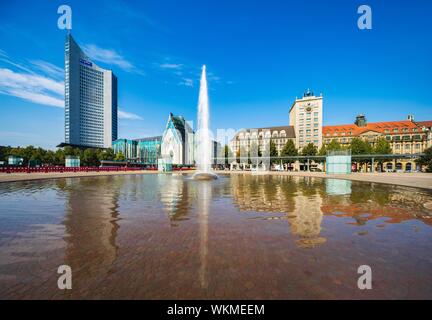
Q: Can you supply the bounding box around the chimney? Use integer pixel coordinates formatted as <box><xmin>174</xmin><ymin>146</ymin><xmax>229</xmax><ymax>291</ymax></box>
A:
<box><xmin>407</xmin><ymin>114</ymin><xmax>414</xmax><ymax>122</ymax></box>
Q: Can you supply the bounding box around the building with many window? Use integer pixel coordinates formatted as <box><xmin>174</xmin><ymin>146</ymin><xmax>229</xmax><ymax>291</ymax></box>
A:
<box><xmin>229</xmin><ymin>89</ymin><xmax>432</xmax><ymax>171</ymax></box>
<box><xmin>64</xmin><ymin>34</ymin><xmax>118</xmax><ymax>148</ymax></box>
<box><xmin>230</xmin><ymin>89</ymin><xmax>322</xmax><ymax>156</ymax></box>
<box><xmin>112</xmin><ymin>136</ymin><xmax>162</xmax><ymax>164</ymax></box>
<box><xmin>323</xmin><ymin>114</ymin><xmax>429</xmax><ymax>155</ymax></box>
<box><xmin>289</xmin><ymin>89</ymin><xmax>323</xmax><ymax>150</ymax></box>
<box><xmin>230</xmin><ymin>126</ymin><xmax>296</xmax><ymax>159</ymax></box>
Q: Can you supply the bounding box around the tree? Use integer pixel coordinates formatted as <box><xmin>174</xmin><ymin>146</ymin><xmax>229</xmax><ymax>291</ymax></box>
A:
<box><xmin>55</xmin><ymin>149</ymin><xmax>65</xmax><ymax>165</ymax></box>
<box><xmin>350</xmin><ymin>137</ymin><xmax>373</xmax><ymax>171</ymax></box>
<box><xmin>350</xmin><ymin>137</ymin><xmax>372</xmax><ymax>155</ymax></box>
<box><xmin>43</xmin><ymin>150</ymin><xmax>56</xmax><ymax>165</ymax></box>
<box><xmin>318</xmin><ymin>144</ymin><xmax>327</xmax><ymax>156</ymax></box>
<box><xmin>281</xmin><ymin>140</ymin><xmax>298</xmax><ymax>167</ymax></box>
<box><xmin>374</xmin><ymin>138</ymin><xmax>392</xmax><ymax>155</ymax></box>
<box><xmin>416</xmin><ymin>147</ymin><xmax>432</xmax><ymax>172</ymax></box>
<box><xmin>82</xmin><ymin>148</ymin><xmax>99</xmax><ymax>166</ymax></box>
<box><xmin>269</xmin><ymin>139</ymin><xmax>278</xmax><ymax>163</ymax></box>
<box><xmin>373</xmin><ymin>138</ymin><xmax>392</xmax><ymax>172</ymax></box>
<box><xmin>223</xmin><ymin>145</ymin><xmax>230</xmax><ymax>165</ymax></box>
<box><xmin>97</xmin><ymin>148</ymin><xmax>115</xmax><ymax>162</ymax></box>
<box><xmin>300</xmin><ymin>143</ymin><xmax>317</xmax><ymax>171</ymax></box>
<box><xmin>326</xmin><ymin>139</ymin><xmax>343</xmax><ymax>152</ymax></box>
<box><xmin>301</xmin><ymin>143</ymin><xmax>317</xmax><ymax>156</ymax></box>
<box><xmin>114</xmin><ymin>151</ymin><xmax>126</xmax><ymax>162</ymax></box>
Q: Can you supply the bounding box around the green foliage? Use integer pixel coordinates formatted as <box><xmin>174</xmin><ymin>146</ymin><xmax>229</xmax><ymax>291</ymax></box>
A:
<box><xmin>374</xmin><ymin>138</ymin><xmax>392</xmax><ymax>155</ymax></box>
<box><xmin>349</xmin><ymin>137</ymin><xmax>372</xmax><ymax>155</ymax></box>
<box><xmin>416</xmin><ymin>147</ymin><xmax>432</xmax><ymax>172</ymax></box>
<box><xmin>224</xmin><ymin>145</ymin><xmax>229</xmax><ymax>163</ymax></box>
<box><xmin>318</xmin><ymin>144</ymin><xmax>327</xmax><ymax>156</ymax></box>
<box><xmin>269</xmin><ymin>139</ymin><xmax>278</xmax><ymax>164</ymax></box>
<box><xmin>326</xmin><ymin>139</ymin><xmax>343</xmax><ymax>152</ymax></box>
<box><xmin>301</xmin><ymin>143</ymin><xmax>317</xmax><ymax>156</ymax></box>
<box><xmin>280</xmin><ymin>140</ymin><xmax>298</xmax><ymax>163</ymax></box>
<box><xmin>373</xmin><ymin>138</ymin><xmax>392</xmax><ymax>170</ymax></box>
<box><xmin>82</xmin><ymin>148</ymin><xmax>99</xmax><ymax>166</ymax></box>
<box><xmin>114</xmin><ymin>151</ymin><xmax>126</xmax><ymax>161</ymax></box>
<box><xmin>0</xmin><ymin>145</ymin><xmax>116</xmax><ymax>166</ymax></box>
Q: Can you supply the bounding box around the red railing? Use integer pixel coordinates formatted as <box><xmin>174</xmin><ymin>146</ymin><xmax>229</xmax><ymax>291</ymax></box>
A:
<box><xmin>0</xmin><ymin>166</ymin><xmax>198</xmax><ymax>174</ymax></box>
<box><xmin>0</xmin><ymin>166</ymin><xmax>155</xmax><ymax>174</ymax></box>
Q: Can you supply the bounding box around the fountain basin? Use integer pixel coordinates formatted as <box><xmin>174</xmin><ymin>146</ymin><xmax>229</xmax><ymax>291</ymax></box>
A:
<box><xmin>192</xmin><ymin>172</ymin><xmax>218</xmax><ymax>180</ymax></box>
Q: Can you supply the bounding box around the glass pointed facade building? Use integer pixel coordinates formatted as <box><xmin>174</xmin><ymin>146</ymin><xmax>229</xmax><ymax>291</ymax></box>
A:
<box><xmin>64</xmin><ymin>34</ymin><xmax>118</xmax><ymax>148</ymax></box>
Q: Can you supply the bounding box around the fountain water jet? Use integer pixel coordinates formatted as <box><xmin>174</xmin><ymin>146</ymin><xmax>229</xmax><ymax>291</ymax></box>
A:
<box><xmin>193</xmin><ymin>65</ymin><xmax>217</xmax><ymax>180</ymax></box>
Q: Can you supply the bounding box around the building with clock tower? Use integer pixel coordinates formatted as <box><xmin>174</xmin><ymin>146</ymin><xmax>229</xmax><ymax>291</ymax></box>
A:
<box><xmin>289</xmin><ymin>89</ymin><xmax>323</xmax><ymax>150</ymax></box>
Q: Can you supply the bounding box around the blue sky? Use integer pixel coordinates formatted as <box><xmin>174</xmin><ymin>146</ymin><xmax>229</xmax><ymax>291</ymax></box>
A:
<box><xmin>0</xmin><ymin>0</ymin><xmax>431</xmax><ymax>149</ymax></box>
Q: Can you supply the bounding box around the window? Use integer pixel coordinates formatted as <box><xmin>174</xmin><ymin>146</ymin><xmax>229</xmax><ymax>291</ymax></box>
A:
<box><xmin>393</xmin><ymin>128</ymin><xmax>399</xmax><ymax>133</ymax></box>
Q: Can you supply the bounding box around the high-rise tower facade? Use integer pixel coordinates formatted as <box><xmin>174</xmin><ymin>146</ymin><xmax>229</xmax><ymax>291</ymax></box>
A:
<box><xmin>289</xmin><ymin>89</ymin><xmax>323</xmax><ymax>150</ymax></box>
<box><xmin>64</xmin><ymin>34</ymin><xmax>117</xmax><ymax>148</ymax></box>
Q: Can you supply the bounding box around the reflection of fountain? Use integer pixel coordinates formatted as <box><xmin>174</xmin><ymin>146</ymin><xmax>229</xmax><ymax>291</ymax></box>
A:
<box><xmin>197</xmin><ymin>181</ymin><xmax>211</xmax><ymax>288</ymax></box>
<box><xmin>193</xmin><ymin>65</ymin><xmax>217</xmax><ymax>180</ymax></box>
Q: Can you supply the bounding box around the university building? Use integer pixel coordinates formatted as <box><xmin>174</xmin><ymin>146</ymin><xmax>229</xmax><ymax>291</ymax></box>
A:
<box><xmin>323</xmin><ymin>114</ymin><xmax>429</xmax><ymax>155</ymax></box>
<box><xmin>63</xmin><ymin>34</ymin><xmax>118</xmax><ymax>149</ymax></box>
<box><xmin>160</xmin><ymin>113</ymin><xmax>195</xmax><ymax>165</ymax></box>
<box><xmin>230</xmin><ymin>89</ymin><xmax>432</xmax><ymax>171</ymax></box>
<box><xmin>323</xmin><ymin>115</ymin><xmax>431</xmax><ymax>171</ymax></box>
<box><xmin>113</xmin><ymin>112</ymin><xmax>221</xmax><ymax>167</ymax></box>
<box><xmin>230</xmin><ymin>89</ymin><xmax>323</xmax><ymax>157</ymax></box>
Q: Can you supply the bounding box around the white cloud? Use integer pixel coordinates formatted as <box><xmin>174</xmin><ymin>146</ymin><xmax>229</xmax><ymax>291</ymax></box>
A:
<box><xmin>0</xmin><ymin>67</ymin><xmax>64</xmax><ymax>108</ymax></box>
<box><xmin>0</xmin><ymin>52</ymin><xmax>142</xmax><ymax>123</ymax></box>
<box><xmin>159</xmin><ymin>63</ymin><xmax>183</xmax><ymax>70</ymax></box>
<box><xmin>118</xmin><ymin>109</ymin><xmax>143</xmax><ymax>120</ymax></box>
<box><xmin>82</xmin><ymin>44</ymin><xmax>142</xmax><ymax>74</ymax></box>
<box><xmin>30</xmin><ymin>60</ymin><xmax>64</xmax><ymax>79</ymax></box>
<box><xmin>178</xmin><ymin>78</ymin><xmax>194</xmax><ymax>87</ymax></box>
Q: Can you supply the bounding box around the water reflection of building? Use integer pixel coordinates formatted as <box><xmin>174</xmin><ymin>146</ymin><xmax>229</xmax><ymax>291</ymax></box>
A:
<box><xmin>230</xmin><ymin>175</ymin><xmax>326</xmax><ymax>248</ymax></box>
<box><xmin>57</xmin><ymin>176</ymin><xmax>121</xmax><ymax>295</ymax></box>
<box><xmin>320</xmin><ymin>182</ymin><xmax>432</xmax><ymax>226</ymax></box>
<box><xmin>158</xmin><ymin>174</ymin><xmax>192</xmax><ymax>225</ymax></box>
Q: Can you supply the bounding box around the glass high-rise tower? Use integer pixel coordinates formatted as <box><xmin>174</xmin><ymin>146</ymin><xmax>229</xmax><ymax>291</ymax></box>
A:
<box><xmin>64</xmin><ymin>34</ymin><xmax>118</xmax><ymax>148</ymax></box>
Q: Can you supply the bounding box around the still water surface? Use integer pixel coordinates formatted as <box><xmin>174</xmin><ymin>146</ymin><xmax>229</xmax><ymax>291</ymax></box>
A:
<box><xmin>0</xmin><ymin>173</ymin><xmax>431</xmax><ymax>299</ymax></box>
